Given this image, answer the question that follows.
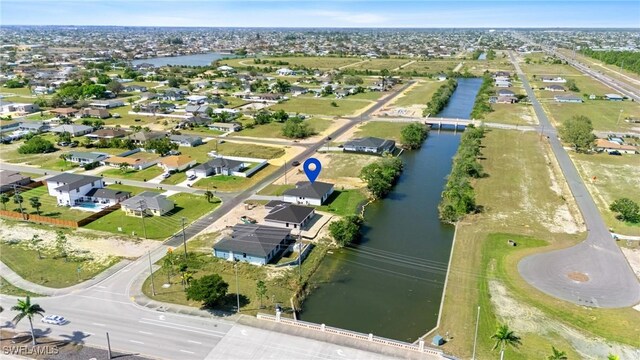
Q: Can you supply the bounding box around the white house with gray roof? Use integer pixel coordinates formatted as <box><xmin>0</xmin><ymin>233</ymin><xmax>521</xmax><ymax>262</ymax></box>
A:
<box><xmin>121</xmin><ymin>192</ymin><xmax>174</xmax><ymax>217</ymax></box>
<box><xmin>67</xmin><ymin>151</ymin><xmax>109</xmax><ymax>165</ymax></box>
<box><xmin>283</xmin><ymin>181</ymin><xmax>334</xmax><ymax>206</ymax></box>
<box><xmin>50</xmin><ymin>124</ymin><xmax>93</xmax><ymax>137</ymax></box>
<box><xmin>213</xmin><ymin>224</ymin><xmax>292</xmax><ymax>265</ymax></box>
<box><xmin>264</xmin><ymin>201</ymin><xmax>315</xmax><ymax>230</ymax></box>
<box><xmin>186</xmin><ymin>158</ymin><xmax>246</xmax><ymax>178</ymax></box>
<box><xmin>343</xmin><ymin>137</ymin><xmax>396</xmax><ymax>155</ymax></box>
<box><xmin>45</xmin><ymin>173</ymin><xmax>129</xmax><ymax>206</ymax></box>
<box><xmin>169</xmin><ymin>134</ymin><xmax>203</xmax><ymax>147</ymax></box>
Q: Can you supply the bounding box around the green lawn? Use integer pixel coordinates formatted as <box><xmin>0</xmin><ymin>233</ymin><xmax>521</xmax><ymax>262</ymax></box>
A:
<box><xmin>401</xmin><ymin>60</ymin><xmax>461</xmax><ymax>74</ymax></box>
<box><xmin>351</xmin><ymin>58</ymin><xmax>411</xmax><ymax>71</ymax></box>
<box><xmin>392</xmin><ymin>81</ymin><xmax>441</xmax><ymax>107</ymax></box>
<box><xmin>0</xmin><ymin>277</ymin><xmax>42</xmax><ymax>297</ymax></box>
<box><xmin>543</xmin><ymin>100</ymin><xmax>640</xmax><ymax>132</ymax></box>
<box><xmin>221</xmin><ymin>56</ymin><xmax>362</xmax><ymax>70</ymax></box>
<box><xmin>232</xmin><ymin>118</ymin><xmax>333</xmax><ymax>139</ymax></box>
<box><xmin>0</xmin><ymin>242</ymin><xmax>119</xmax><ymax>288</ymax></box>
<box><xmin>481</xmin><ymin>103</ymin><xmax>537</xmax><ymax>125</ymax></box>
<box><xmin>106</xmin><ymin>183</ymin><xmax>161</xmax><ymax>196</ymax></box>
<box><xmin>571</xmin><ymin>152</ymin><xmax>640</xmax><ymax>236</ymax></box>
<box><xmin>321</xmin><ymin>152</ymin><xmax>380</xmax><ymax>179</ymax></box>
<box><xmin>193</xmin><ymin>164</ymin><xmax>277</xmax><ymax>192</ymax></box>
<box><xmin>102</xmin><ymin>166</ymin><xmax>164</xmax><ymax>182</ymax></box>
<box><xmin>177</xmin><ymin>140</ymin><xmax>285</xmax><ymax>162</ymax></box>
<box><xmin>160</xmin><ymin>171</ymin><xmax>188</xmax><ymax>185</ymax></box>
<box><xmin>11</xmin><ymin>186</ymin><xmax>91</xmax><ymax>221</ymax></box>
<box><xmin>353</xmin><ymin>121</ymin><xmax>406</xmax><ymax>143</ymax></box>
<box><xmin>271</xmin><ymin>97</ymin><xmax>372</xmax><ymax>117</ymax></box>
<box><xmin>1</xmin><ymin>86</ymin><xmax>34</xmax><ymax>96</ymax></box>
<box><xmin>257</xmin><ymin>184</ymin><xmax>295</xmax><ymax>196</ymax></box>
<box><xmin>317</xmin><ymin>189</ymin><xmax>367</xmax><ymax>216</ymax></box>
<box><xmin>85</xmin><ymin>193</ymin><xmax>220</xmax><ymax>240</ymax></box>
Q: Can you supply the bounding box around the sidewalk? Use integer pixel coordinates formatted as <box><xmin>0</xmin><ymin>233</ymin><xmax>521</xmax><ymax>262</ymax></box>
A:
<box><xmin>0</xmin><ymin>259</ymin><xmax>131</xmax><ymax>297</ymax></box>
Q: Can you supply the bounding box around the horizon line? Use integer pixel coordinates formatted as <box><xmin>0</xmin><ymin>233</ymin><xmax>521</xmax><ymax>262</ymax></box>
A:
<box><xmin>3</xmin><ymin>24</ymin><xmax>639</xmax><ymax>29</ymax></box>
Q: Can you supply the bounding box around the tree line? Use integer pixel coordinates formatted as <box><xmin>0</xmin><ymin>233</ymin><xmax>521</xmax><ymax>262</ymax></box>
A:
<box><xmin>580</xmin><ymin>48</ymin><xmax>640</xmax><ymax>75</ymax></box>
<box><xmin>423</xmin><ymin>78</ymin><xmax>458</xmax><ymax>116</ymax></box>
<box><xmin>438</xmin><ymin>125</ymin><xmax>486</xmax><ymax>223</ymax></box>
<box><xmin>470</xmin><ymin>73</ymin><xmax>494</xmax><ymax>119</ymax></box>
<box><xmin>400</xmin><ymin>123</ymin><xmax>429</xmax><ymax>149</ymax></box>
<box><xmin>251</xmin><ymin>109</ymin><xmax>315</xmax><ymax>139</ymax></box>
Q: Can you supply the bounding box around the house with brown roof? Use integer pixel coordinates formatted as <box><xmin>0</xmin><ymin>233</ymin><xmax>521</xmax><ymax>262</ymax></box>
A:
<box><xmin>81</xmin><ymin>107</ymin><xmax>111</xmax><ymax>119</ymax></box>
<box><xmin>158</xmin><ymin>155</ymin><xmax>196</xmax><ymax>172</ymax></box>
<box><xmin>50</xmin><ymin>107</ymin><xmax>80</xmax><ymax>118</ymax></box>
<box><xmin>86</xmin><ymin>128</ymin><xmax>128</xmax><ymax>139</ymax></box>
<box><xmin>594</xmin><ymin>139</ymin><xmax>638</xmax><ymax>154</ymax></box>
<box><xmin>103</xmin><ymin>156</ymin><xmax>158</xmax><ymax>170</ymax></box>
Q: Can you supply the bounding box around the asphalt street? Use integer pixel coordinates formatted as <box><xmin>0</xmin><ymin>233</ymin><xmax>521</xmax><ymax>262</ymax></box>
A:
<box><xmin>509</xmin><ymin>50</ymin><xmax>640</xmax><ymax>308</ymax></box>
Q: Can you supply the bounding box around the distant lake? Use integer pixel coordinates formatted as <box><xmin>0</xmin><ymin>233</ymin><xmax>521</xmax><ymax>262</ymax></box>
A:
<box><xmin>131</xmin><ymin>52</ymin><xmax>236</xmax><ymax>67</ymax></box>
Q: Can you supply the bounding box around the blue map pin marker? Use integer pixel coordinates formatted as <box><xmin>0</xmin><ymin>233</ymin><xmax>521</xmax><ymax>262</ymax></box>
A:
<box><xmin>303</xmin><ymin>158</ymin><xmax>322</xmax><ymax>184</ymax></box>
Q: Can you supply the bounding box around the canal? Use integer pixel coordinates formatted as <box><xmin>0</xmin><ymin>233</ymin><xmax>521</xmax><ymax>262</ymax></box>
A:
<box><xmin>299</xmin><ymin>78</ymin><xmax>483</xmax><ymax>342</ymax></box>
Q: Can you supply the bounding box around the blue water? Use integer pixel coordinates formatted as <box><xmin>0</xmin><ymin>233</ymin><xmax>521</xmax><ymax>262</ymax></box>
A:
<box><xmin>300</xmin><ymin>78</ymin><xmax>483</xmax><ymax>341</ymax></box>
<box><xmin>478</xmin><ymin>53</ymin><xmax>487</xmax><ymax>60</ymax></box>
<box><xmin>131</xmin><ymin>52</ymin><xmax>235</xmax><ymax>67</ymax></box>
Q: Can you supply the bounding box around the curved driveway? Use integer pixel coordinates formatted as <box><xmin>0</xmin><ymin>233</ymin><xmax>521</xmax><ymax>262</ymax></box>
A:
<box><xmin>510</xmin><ymin>51</ymin><xmax>640</xmax><ymax>308</ymax></box>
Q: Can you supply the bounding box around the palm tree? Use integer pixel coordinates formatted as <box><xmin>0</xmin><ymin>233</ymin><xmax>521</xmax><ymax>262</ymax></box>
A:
<box><xmin>30</xmin><ymin>234</ymin><xmax>43</xmax><ymax>260</ymax></box>
<box><xmin>29</xmin><ymin>197</ymin><xmax>42</xmax><ymax>215</ymax></box>
<box><xmin>13</xmin><ymin>193</ymin><xmax>24</xmax><ymax>213</ymax></box>
<box><xmin>11</xmin><ymin>296</ymin><xmax>45</xmax><ymax>346</ymax></box>
<box><xmin>491</xmin><ymin>324</ymin><xmax>521</xmax><ymax>360</ymax></box>
<box><xmin>256</xmin><ymin>280</ymin><xmax>267</xmax><ymax>309</ymax></box>
<box><xmin>547</xmin><ymin>346</ymin><xmax>567</xmax><ymax>360</ymax></box>
<box><xmin>204</xmin><ymin>190</ymin><xmax>214</xmax><ymax>203</ymax></box>
<box><xmin>59</xmin><ymin>153</ymin><xmax>70</xmax><ymax>164</ymax></box>
<box><xmin>0</xmin><ymin>193</ymin><xmax>9</xmax><ymax>210</ymax></box>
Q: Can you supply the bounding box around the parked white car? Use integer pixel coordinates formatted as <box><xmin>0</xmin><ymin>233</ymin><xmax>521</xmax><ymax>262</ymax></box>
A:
<box><xmin>41</xmin><ymin>315</ymin><xmax>67</xmax><ymax>325</ymax></box>
<box><xmin>162</xmin><ymin>173</ymin><xmax>171</xmax><ymax>179</ymax></box>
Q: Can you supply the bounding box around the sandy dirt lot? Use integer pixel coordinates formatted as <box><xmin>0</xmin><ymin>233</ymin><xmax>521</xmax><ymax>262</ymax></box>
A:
<box><xmin>0</xmin><ymin>220</ymin><xmax>160</xmax><ymax>262</ymax></box>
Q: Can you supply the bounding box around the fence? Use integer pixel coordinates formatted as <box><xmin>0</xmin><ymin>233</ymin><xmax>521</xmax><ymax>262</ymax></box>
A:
<box><xmin>275</xmin><ymin>243</ymin><xmax>314</xmax><ymax>268</ymax></box>
<box><xmin>0</xmin><ymin>203</ymin><xmax>121</xmax><ymax>228</ymax></box>
<box><xmin>1</xmin><ymin>180</ymin><xmax>45</xmax><ymax>195</ymax></box>
<box><xmin>256</xmin><ymin>313</ymin><xmax>445</xmax><ymax>357</ymax></box>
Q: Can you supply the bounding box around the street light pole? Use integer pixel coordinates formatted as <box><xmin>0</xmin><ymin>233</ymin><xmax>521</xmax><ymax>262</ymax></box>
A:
<box><xmin>148</xmin><ymin>251</ymin><xmax>156</xmax><ymax>296</ymax></box>
<box><xmin>181</xmin><ymin>217</ymin><xmax>187</xmax><ymax>260</ymax></box>
<box><xmin>472</xmin><ymin>305</ymin><xmax>480</xmax><ymax>360</ymax></box>
<box><xmin>283</xmin><ymin>159</ymin><xmax>287</xmax><ymax>185</ymax></box>
<box><xmin>234</xmin><ymin>259</ymin><xmax>240</xmax><ymax>313</ymax></box>
<box><xmin>616</xmin><ymin>109</ymin><xmax>624</xmax><ymax>128</ymax></box>
<box><xmin>106</xmin><ymin>332</ymin><xmax>112</xmax><ymax>360</ymax></box>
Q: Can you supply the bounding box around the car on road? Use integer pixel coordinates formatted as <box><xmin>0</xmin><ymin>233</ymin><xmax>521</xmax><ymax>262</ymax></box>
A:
<box><xmin>608</xmin><ymin>150</ymin><xmax>622</xmax><ymax>156</ymax></box>
<box><xmin>326</xmin><ymin>136</ymin><xmax>332</xmax><ymax>140</ymax></box>
<box><xmin>162</xmin><ymin>173</ymin><xmax>171</xmax><ymax>179</ymax></box>
<box><xmin>41</xmin><ymin>315</ymin><xmax>67</xmax><ymax>325</ymax></box>
<box><xmin>291</xmin><ymin>161</ymin><xmax>300</xmax><ymax>166</ymax></box>
<box><xmin>187</xmin><ymin>174</ymin><xmax>196</xmax><ymax>181</ymax></box>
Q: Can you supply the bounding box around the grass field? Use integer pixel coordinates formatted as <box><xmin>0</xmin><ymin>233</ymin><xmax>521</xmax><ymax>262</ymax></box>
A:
<box><xmin>392</xmin><ymin>81</ymin><xmax>441</xmax><ymax>107</ymax></box>
<box><xmin>85</xmin><ymin>193</ymin><xmax>220</xmax><ymax>240</ymax></box>
<box><xmin>0</xmin><ymin>242</ymin><xmax>119</xmax><ymax>288</ymax></box>
<box><xmin>316</xmin><ymin>189</ymin><xmax>367</xmax><ymax>216</ymax></box>
<box><xmin>160</xmin><ymin>171</ymin><xmax>188</xmax><ymax>185</ymax></box>
<box><xmin>10</xmin><ymin>186</ymin><xmax>90</xmax><ymax>221</ymax></box>
<box><xmin>193</xmin><ymin>164</ymin><xmax>277</xmax><ymax>192</ymax></box>
<box><xmin>0</xmin><ymin>277</ymin><xmax>42</xmax><ymax>297</ymax></box>
<box><xmin>221</xmin><ymin>56</ymin><xmax>362</xmax><ymax>70</ymax></box>
<box><xmin>460</xmin><ymin>59</ymin><xmax>516</xmax><ymax>76</ymax></box>
<box><xmin>105</xmin><ymin>184</ymin><xmax>161</xmax><ymax>196</ymax></box>
<box><xmin>101</xmin><ymin>166</ymin><xmax>164</xmax><ymax>182</ymax></box>
<box><xmin>271</xmin><ymin>97</ymin><xmax>373</xmax><ymax>117</ymax></box>
<box><xmin>353</xmin><ymin>121</ymin><xmax>406</xmax><ymax>143</ymax></box>
<box><xmin>571</xmin><ymin>152</ymin><xmax>640</xmax><ymax>236</ymax></box>
<box><xmin>321</xmin><ymin>152</ymin><xmax>380</xmax><ymax>179</ymax></box>
<box><xmin>231</xmin><ymin>118</ymin><xmax>333</xmax><ymax>139</ymax></box>
<box><xmin>481</xmin><ymin>103</ymin><xmax>537</xmax><ymax>125</ymax></box>
<box><xmin>543</xmin><ymin>100</ymin><xmax>640</xmax><ymax>132</ymax></box>
<box><xmin>350</xmin><ymin>58</ymin><xmax>411</xmax><ymax>71</ymax></box>
<box><xmin>520</xmin><ymin>63</ymin><xmax>583</xmax><ymax>77</ymax></box>
<box><xmin>400</xmin><ymin>60</ymin><xmax>460</xmax><ymax>74</ymax></box>
<box><xmin>437</xmin><ymin>129</ymin><xmax>639</xmax><ymax>359</ymax></box>
<box><xmin>176</xmin><ymin>141</ymin><xmax>285</xmax><ymax>162</ymax></box>
<box><xmin>257</xmin><ymin>184</ymin><xmax>294</xmax><ymax>196</ymax></box>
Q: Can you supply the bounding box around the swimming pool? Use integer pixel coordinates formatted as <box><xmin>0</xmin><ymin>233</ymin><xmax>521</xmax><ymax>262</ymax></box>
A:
<box><xmin>73</xmin><ymin>202</ymin><xmax>108</xmax><ymax>212</ymax></box>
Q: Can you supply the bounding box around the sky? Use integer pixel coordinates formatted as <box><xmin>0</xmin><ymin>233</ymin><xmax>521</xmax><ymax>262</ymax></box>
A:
<box><xmin>2</xmin><ymin>1</ymin><xmax>639</xmax><ymax>28</ymax></box>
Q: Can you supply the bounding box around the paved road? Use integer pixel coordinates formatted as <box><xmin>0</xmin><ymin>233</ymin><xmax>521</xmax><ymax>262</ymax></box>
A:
<box><xmin>509</xmin><ymin>50</ymin><xmax>640</xmax><ymax>308</ymax></box>
<box><xmin>1</xmin><ymin>81</ymin><xmax>425</xmax><ymax>360</ymax></box>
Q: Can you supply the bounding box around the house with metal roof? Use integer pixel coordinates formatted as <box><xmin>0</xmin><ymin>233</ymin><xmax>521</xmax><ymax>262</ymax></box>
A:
<box><xmin>50</xmin><ymin>124</ymin><xmax>93</xmax><ymax>136</ymax></box>
<box><xmin>45</xmin><ymin>173</ymin><xmax>128</xmax><ymax>206</ymax></box>
<box><xmin>213</xmin><ymin>224</ymin><xmax>292</xmax><ymax>265</ymax></box>
<box><xmin>554</xmin><ymin>95</ymin><xmax>583</xmax><ymax>103</ymax></box>
<box><xmin>264</xmin><ymin>202</ymin><xmax>315</xmax><ymax>230</ymax></box>
<box><xmin>121</xmin><ymin>192</ymin><xmax>174</xmax><ymax>217</ymax></box>
<box><xmin>169</xmin><ymin>134</ymin><xmax>203</xmax><ymax>147</ymax></box>
<box><xmin>283</xmin><ymin>181</ymin><xmax>334</xmax><ymax>206</ymax></box>
<box><xmin>0</xmin><ymin>170</ymin><xmax>31</xmax><ymax>193</ymax></box>
<box><xmin>186</xmin><ymin>157</ymin><xmax>246</xmax><ymax>178</ymax></box>
<box><xmin>67</xmin><ymin>151</ymin><xmax>109</xmax><ymax>165</ymax></box>
<box><xmin>343</xmin><ymin>136</ymin><xmax>396</xmax><ymax>155</ymax></box>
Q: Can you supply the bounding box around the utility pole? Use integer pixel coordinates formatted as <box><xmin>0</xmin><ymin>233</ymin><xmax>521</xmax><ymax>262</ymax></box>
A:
<box><xmin>234</xmin><ymin>259</ymin><xmax>240</xmax><ymax>313</ymax></box>
<box><xmin>148</xmin><ymin>251</ymin><xmax>156</xmax><ymax>296</ymax></box>
<box><xmin>106</xmin><ymin>332</ymin><xmax>112</xmax><ymax>360</ymax></box>
<box><xmin>181</xmin><ymin>217</ymin><xmax>187</xmax><ymax>260</ymax></box>
<box><xmin>283</xmin><ymin>159</ymin><xmax>287</xmax><ymax>185</ymax></box>
<box><xmin>298</xmin><ymin>229</ymin><xmax>302</xmax><ymax>281</ymax></box>
<box><xmin>139</xmin><ymin>200</ymin><xmax>148</xmax><ymax>239</ymax></box>
<box><xmin>472</xmin><ymin>305</ymin><xmax>480</xmax><ymax>360</ymax></box>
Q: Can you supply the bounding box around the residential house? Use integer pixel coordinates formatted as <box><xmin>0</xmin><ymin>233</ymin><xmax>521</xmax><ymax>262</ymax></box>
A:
<box><xmin>594</xmin><ymin>139</ymin><xmax>638</xmax><ymax>154</ymax></box>
<box><xmin>67</xmin><ymin>151</ymin><xmax>108</xmax><ymax>165</ymax></box>
<box><xmin>490</xmin><ymin>96</ymin><xmax>517</xmax><ymax>104</ymax></box>
<box><xmin>209</xmin><ymin>122</ymin><xmax>242</xmax><ymax>132</ymax></box>
<box><xmin>289</xmin><ymin>85</ymin><xmax>309</xmax><ymax>96</ymax></box>
<box><xmin>217</xmin><ymin>65</ymin><xmax>235</xmax><ymax>73</ymax></box>
<box><xmin>493</xmin><ymin>71</ymin><xmax>511</xmax><ymax>79</ymax></box>
<box><xmin>184</xmin><ymin>104</ymin><xmax>211</xmax><ymax>115</ymax></box>
<box><xmin>497</xmin><ymin>89</ymin><xmax>515</xmax><ymax>97</ymax></box>
<box><xmin>85</xmin><ymin>128</ymin><xmax>128</xmax><ymax>139</ymax></box>
<box><xmin>124</xmin><ymin>84</ymin><xmax>148</xmax><ymax>93</ymax></box>
<box><xmin>139</xmin><ymin>92</ymin><xmax>157</xmax><ymax>101</ymax></box>
<box><xmin>276</xmin><ymin>68</ymin><xmax>295</xmax><ymax>76</ymax></box>
<box><xmin>186</xmin><ymin>158</ymin><xmax>245</xmax><ymax>178</ymax></box>
<box><xmin>158</xmin><ymin>155</ymin><xmax>196</xmax><ymax>172</ymax></box>
<box><xmin>0</xmin><ymin>170</ymin><xmax>31</xmax><ymax>193</ymax></box>
<box><xmin>103</xmin><ymin>155</ymin><xmax>158</xmax><ymax>170</ymax></box>
<box><xmin>344</xmin><ymin>137</ymin><xmax>396</xmax><ymax>155</ymax></box>
<box><xmin>89</xmin><ymin>99</ymin><xmax>124</xmax><ymax>109</ymax></box>
<box><xmin>494</xmin><ymin>80</ymin><xmax>512</xmax><ymax>88</ymax></box>
<box><xmin>81</xmin><ymin>108</ymin><xmax>110</xmax><ymax>119</ymax></box>
<box><xmin>283</xmin><ymin>181</ymin><xmax>334</xmax><ymax>206</ymax></box>
<box><xmin>50</xmin><ymin>108</ymin><xmax>79</xmax><ymax>118</ymax></box>
<box><xmin>169</xmin><ymin>134</ymin><xmax>203</xmax><ymax>147</ymax></box>
<box><xmin>121</xmin><ymin>192</ymin><xmax>174</xmax><ymax>217</ymax></box>
<box><xmin>18</xmin><ymin>122</ymin><xmax>49</xmax><ymax>133</ymax></box>
<box><xmin>50</xmin><ymin>124</ymin><xmax>94</xmax><ymax>136</ymax></box>
<box><xmin>545</xmin><ymin>85</ymin><xmax>566</xmax><ymax>92</ymax></box>
<box><xmin>213</xmin><ymin>224</ymin><xmax>292</xmax><ymax>265</ymax></box>
<box><xmin>605</xmin><ymin>94</ymin><xmax>624</xmax><ymax>101</ymax></box>
<box><xmin>128</xmin><ymin>131</ymin><xmax>166</xmax><ymax>145</ymax></box>
<box><xmin>45</xmin><ymin>173</ymin><xmax>128</xmax><ymax>206</ymax></box>
<box><xmin>0</xmin><ymin>102</ymin><xmax>39</xmax><ymax>115</ymax></box>
<box><xmin>542</xmin><ymin>76</ymin><xmax>567</xmax><ymax>83</ymax></box>
<box><xmin>33</xmin><ymin>86</ymin><xmax>54</xmax><ymax>95</ymax></box>
<box><xmin>186</xmin><ymin>95</ymin><xmax>207</xmax><ymax>104</ymax></box>
<box><xmin>554</xmin><ymin>95</ymin><xmax>583</xmax><ymax>103</ymax></box>
<box><xmin>264</xmin><ymin>202</ymin><xmax>315</xmax><ymax>230</ymax></box>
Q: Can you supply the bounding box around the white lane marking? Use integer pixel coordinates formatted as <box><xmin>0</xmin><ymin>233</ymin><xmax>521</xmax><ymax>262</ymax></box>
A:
<box><xmin>76</xmin><ymin>295</ymin><xmax>132</xmax><ymax>305</ymax></box>
<box><xmin>92</xmin><ymin>323</ymin><xmax>106</xmax><ymax>327</ymax></box>
<box><xmin>240</xmin><ymin>329</ymin><xmax>248</xmax><ymax>336</ymax></box>
<box><xmin>158</xmin><ymin>315</ymin><xmax>165</xmax><ymax>321</ymax></box>
<box><xmin>180</xmin><ymin>350</ymin><xmax>195</xmax><ymax>354</ymax></box>
<box><xmin>138</xmin><ymin>319</ymin><xmax>225</xmax><ymax>337</ymax></box>
<box><xmin>130</xmin><ymin>340</ymin><xmax>144</xmax><ymax>344</ymax></box>
<box><xmin>90</xmin><ymin>289</ymin><xmax>127</xmax><ymax>296</ymax></box>
<box><xmin>139</xmin><ymin>331</ymin><xmax>153</xmax><ymax>335</ymax></box>
<box><xmin>96</xmin><ymin>285</ymin><xmax>106</xmax><ymax>289</ymax></box>
<box><xmin>187</xmin><ymin>340</ymin><xmax>201</xmax><ymax>344</ymax></box>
